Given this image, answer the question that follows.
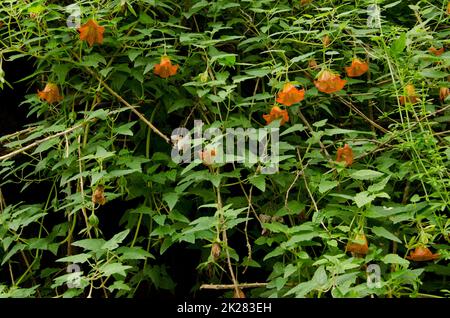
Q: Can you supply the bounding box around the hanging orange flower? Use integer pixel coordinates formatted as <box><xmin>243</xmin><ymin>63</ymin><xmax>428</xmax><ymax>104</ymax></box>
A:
<box><xmin>447</xmin><ymin>2</ymin><xmax>450</xmax><ymax>15</ymax></box>
<box><xmin>336</xmin><ymin>144</ymin><xmax>354</xmax><ymax>166</ymax></box>
<box><xmin>440</xmin><ymin>87</ymin><xmax>449</xmax><ymax>101</ymax></box>
<box><xmin>346</xmin><ymin>233</ymin><xmax>369</xmax><ymax>256</ymax></box>
<box><xmin>345</xmin><ymin>58</ymin><xmax>369</xmax><ymax>77</ymax></box>
<box><xmin>262</xmin><ymin>106</ymin><xmax>289</xmax><ymax>126</ymax></box>
<box><xmin>407</xmin><ymin>246</ymin><xmax>440</xmax><ymax>261</ymax></box>
<box><xmin>78</xmin><ymin>19</ymin><xmax>105</xmax><ymax>47</ymax></box>
<box><xmin>199</xmin><ymin>148</ymin><xmax>216</xmax><ymax>166</ymax></box>
<box><xmin>37</xmin><ymin>83</ymin><xmax>63</xmax><ymax>104</ymax></box>
<box><xmin>429</xmin><ymin>47</ymin><xmax>445</xmax><ymax>56</ymax></box>
<box><xmin>276</xmin><ymin>83</ymin><xmax>305</xmax><ymax>106</ymax></box>
<box><xmin>314</xmin><ymin>69</ymin><xmax>347</xmax><ymax>94</ymax></box>
<box><xmin>399</xmin><ymin>84</ymin><xmax>418</xmax><ymax>105</ymax></box>
<box><xmin>154</xmin><ymin>56</ymin><xmax>179</xmax><ymax>78</ymax></box>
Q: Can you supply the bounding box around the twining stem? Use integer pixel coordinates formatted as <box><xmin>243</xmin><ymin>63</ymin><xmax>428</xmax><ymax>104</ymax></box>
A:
<box><xmin>216</xmin><ymin>183</ymin><xmax>240</xmax><ymax>296</ymax></box>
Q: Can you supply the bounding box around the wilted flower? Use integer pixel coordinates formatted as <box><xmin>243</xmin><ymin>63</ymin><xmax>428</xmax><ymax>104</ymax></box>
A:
<box><xmin>440</xmin><ymin>87</ymin><xmax>449</xmax><ymax>101</ymax></box>
<box><xmin>37</xmin><ymin>83</ymin><xmax>63</xmax><ymax>104</ymax></box>
<box><xmin>92</xmin><ymin>185</ymin><xmax>106</xmax><ymax>205</ymax></box>
<box><xmin>345</xmin><ymin>58</ymin><xmax>369</xmax><ymax>77</ymax></box>
<box><xmin>314</xmin><ymin>69</ymin><xmax>347</xmax><ymax>94</ymax></box>
<box><xmin>322</xmin><ymin>35</ymin><xmax>331</xmax><ymax>47</ymax></box>
<box><xmin>154</xmin><ymin>56</ymin><xmax>179</xmax><ymax>78</ymax></box>
<box><xmin>407</xmin><ymin>246</ymin><xmax>440</xmax><ymax>261</ymax></box>
<box><xmin>276</xmin><ymin>83</ymin><xmax>305</xmax><ymax>106</ymax></box>
<box><xmin>346</xmin><ymin>233</ymin><xmax>369</xmax><ymax>256</ymax></box>
<box><xmin>429</xmin><ymin>47</ymin><xmax>445</xmax><ymax>56</ymax></box>
<box><xmin>210</xmin><ymin>242</ymin><xmax>221</xmax><ymax>261</ymax></box>
<box><xmin>262</xmin><ymin>106</ymin><xmax>289</xmax><ymax>126</ymax></box>
<box><xmin>308</xmin><ymin>58</ymin><xmax>318</xmax><ymax>69</ymax></box>
<box><xmin>233</xmin><ymin>288</ymin><xmax>246</xmax><ymax>298</ymax></box>
<box><xmin>199</xmin><ymin>148</ymin><xmax>216</xmax><ymax>166</ymax></box>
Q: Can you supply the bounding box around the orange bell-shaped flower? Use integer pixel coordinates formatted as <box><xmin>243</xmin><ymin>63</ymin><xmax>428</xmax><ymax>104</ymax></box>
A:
<box><xmin>262</xmin><ymin>106</ymin><xmax>289</xmax><ymax>126</ymax></box>
<box><xmin>78</xmin><ymin>19</ymin><xmax>105</xmax><ymax>47</ymax></box>
<box><xmin>345</xmin><ymin>58</ymin><xmax>369</xmax><ymax>77</ymax></box>
<box><xmin>407</xmin><ymin>246</ymin><xmax>440</xmax><ymax>262</ymax></box>
<box><xmin>154</xmin><ymin>56</ymin><xmax>179</xmax><ymax>78</ymax></box>
<box><xmin>37</xmin><ymin>82</ymin><xmax>63</xmax><ymax>104</ymax></box>
<box><xmin>276</xmin><ymin>83</ymin><xmax>305</xmax><ymax>106</ymax></box>
<box><xmin>314</xmin><ymin>69</ymin><xmax>347</xmax><ymax>94</ymax></box>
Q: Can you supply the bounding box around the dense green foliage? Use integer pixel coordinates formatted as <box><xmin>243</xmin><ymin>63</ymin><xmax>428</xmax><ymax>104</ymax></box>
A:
<box><xmin>0</xmin><ymin>0</ymin><xmax>449</xmax><ymax>298</ymax></box>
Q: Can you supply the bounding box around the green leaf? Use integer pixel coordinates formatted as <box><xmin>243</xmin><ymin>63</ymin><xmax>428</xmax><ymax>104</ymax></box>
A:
<box><xmin>72</xmin><ymin>239</ymin><xmax>106</xmax><ymax>251</ymax></box>
<box><xmin>263</xmin><ymin>247</ymin><xmax>285</xmax><ymax>261</ymax></box>
<box><xmin>290</xmin><ymin>52</ymin><xmax>316</xmax><ymax>63</ymax></box>
<box><xmin>56</xmin><ymin>253</ymin><xmax>91</xmax><ymax>263</ymax></box>
<box><xmin>114</xmin><ymin>122</ymin><xmax>136</xmax><ymax>136</ymax></box>
<box><xmin>390</xmin><ymin>33</ymin><xmax>406</xmax><ymax>57</ymax></box>
<box><xmin>163</xmin><ymin>192</ymin><xmax>179</xmax><ymax>211</ymax></box>
<box><xmin>318</xmin><ymin>180</ymin><xmax>339</xmax><ymax>194</ymax></box>
<box><xmin>350</xmin><ymin>169</ymin><xmax>384</xmax><ymax>180</ymax></box>
<box><xmin>354</xmin><ymin>191</ymin><xmax>375</xmax><ymax>208</ymax></box>
<box><xmin>117</xmin><ymin>246</ymin><xmax>155</xmax><ymax>260</ymax></box>
<box><xmin>372</xmin><ymin>226</ymin><xmax>402</xmax><ymax>243</ymax></box>
<box><xmin>262</xmin><ymin>222</ymin><xmax>289</xmax><ymax>234</ymax></box>
<box><xmin>368</xmin><ymin>176</ymin><xmax>390</xmax><ymax>192</ymax></box>
<box><xmin>382</xmin><ymin>254</ymin><xmax>409</xmax><ymax>267</ymax></box>
<box><xmin>280</xmin><ymin>124</ymin><xmax>305</xmax><ymax>136</ymax></box>
<box><xmin>419</xmin><ymin>69</ymin><xmax>449</xmax><ymax>79</ymax></box>
<box><xmin>99</xmin><ymin>263</ymin><xmax>132</xmax><ymax>277</ymax></box>
<box><xmin>102</xmin><ymin>229</ymin><xmax>130</xmax><ymax>250</ymax></box>
<box><xmin>249</xmin><ymin>174</ymin><xmax>266</xmax><ymax>192</ymax></box>
<box><xmin>32</xmin><ymin>138</ymin><xmax>60</xmax><ymax>154</ymax></box>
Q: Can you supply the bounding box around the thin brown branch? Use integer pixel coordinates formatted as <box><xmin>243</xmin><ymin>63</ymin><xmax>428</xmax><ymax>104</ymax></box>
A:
<box><xmin>0</xmin><ymin>121</ymin><xmax>88</xmax><ymax>161</ymax></box>
<box><xmin>91</xmin><ymin>71</ymin><xmax>171</xmax><ymax>144</ymax></box>
<box><xmin>200</xmin><ymin>283</ymin><xmax>268</xmax><ymax>290</ymax></box>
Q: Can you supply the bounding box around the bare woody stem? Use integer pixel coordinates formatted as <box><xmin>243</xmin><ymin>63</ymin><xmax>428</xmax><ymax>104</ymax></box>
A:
<box><xmin>0</xmin><ymin>121</ymin><xmax>88</xmax><ymax>161</ymax></box>
<box><xmin>91</xmin><ymin>71</ymin><xmax>171</xmax><ymax>144</ymax></box>
<box><xmin>200</xmin><ymin>283</ymin><xmax>268</xmax><ymax>290</ymax></box>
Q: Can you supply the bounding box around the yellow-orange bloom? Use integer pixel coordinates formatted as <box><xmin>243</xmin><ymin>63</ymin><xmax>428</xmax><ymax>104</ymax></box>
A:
<box><xmin>407</xmin><ymin>246</ymin><xmax>440</xmax><ymax>262</ymax></box>
<box><xmin>276</xmin><ymin>83</ymin><xmax>305</xmax><ymax>106</ymax></box>
<box><xmin>314</xmin><ymin>69</ymin><xmax>347</xmax><ymax>94</ymax></box>
<box><xmin>336</xmin><ymin>144</ymin><xmax>354</xmax><ymax>166</ymax></box>
<box><xmin>154</xmin><ymin>56</ymin><xmax>179</xmax><ymax>78</ymax></box>
<box><xmin>345</xmin><ymin>58</ymin><xmax>369</xmax><ymax>77</ymax></box>
<box><xmin>399</xmin><ymin>84</ymin><xmax>418</xmax><ymax>105</ymax></box>
<box><xmin>78</xmin><ymin>19</ymin><xmax>105</xmax><ymax>47</ymax></box>
<box><xmin>263</xmin><ymin>106</ymin><xmax>289</xmax><ymax>126</ymax></box>
<box><xmin>37</xmin><ymin>83</ymin><xmax>63</xmax><ymax>104</ymax></box>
